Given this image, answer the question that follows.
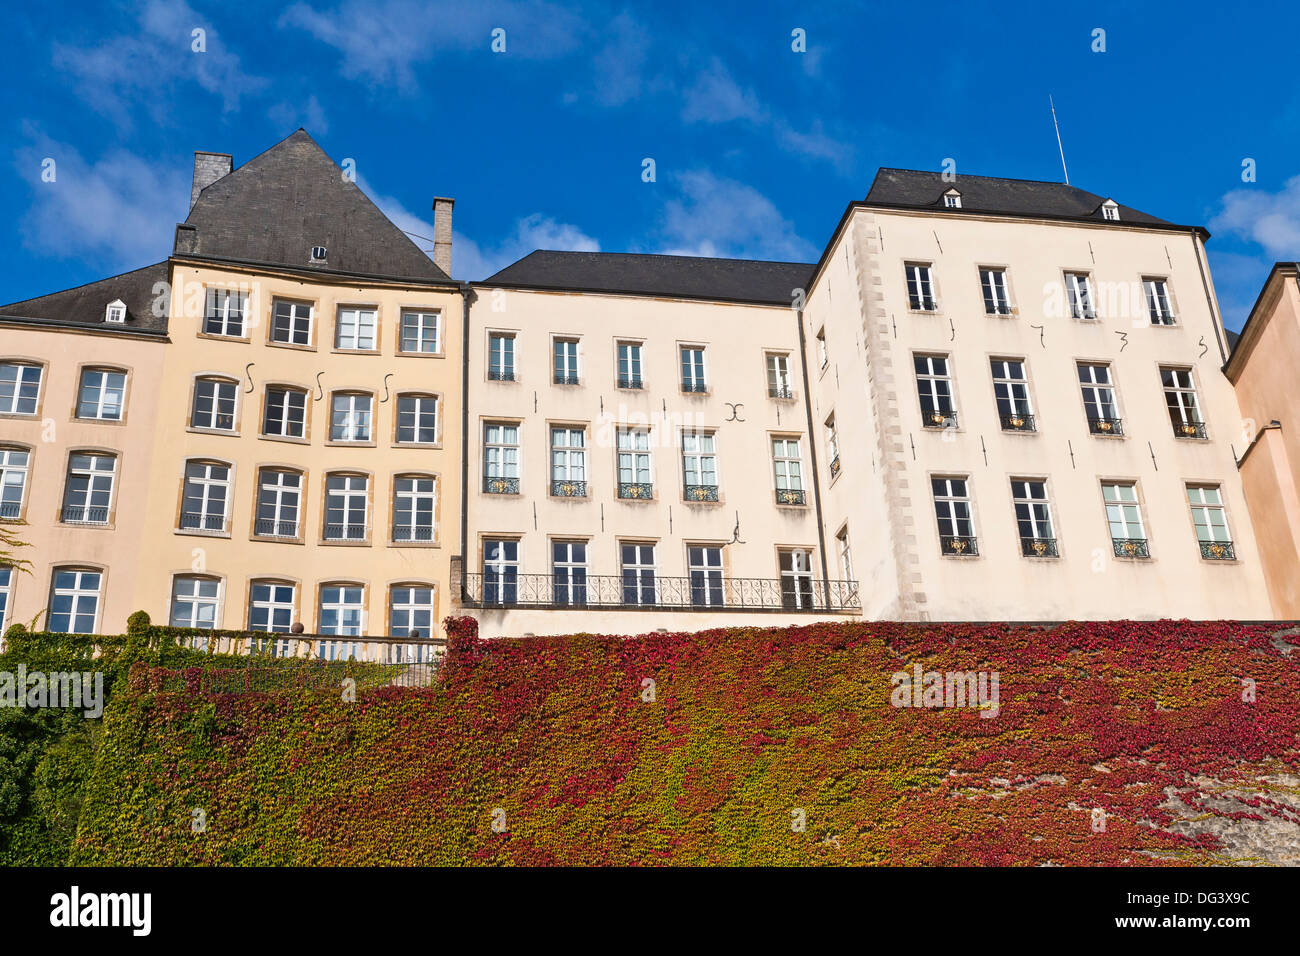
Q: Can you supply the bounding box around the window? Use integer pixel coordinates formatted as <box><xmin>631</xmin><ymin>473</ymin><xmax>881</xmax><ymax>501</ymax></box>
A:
<box><xmin>180</xmin><ymin>460</ymin><xmax>230</xmax><ymax>532</ymax></box>
<box><xmin>324</xmin><ymin>474</ymin><xmax>369</xmax><ymax>541</ymax></box>
<box><xmin>618</xmin><ymin>342</ymin><xmax>643</xmax><ymax>389</ymax></box>
<box><xmin>271</xmin><ymin>298</ymin><xmax>313</xmax><ymax>346</ymax></box>
<box><xmin>0</xmin><ymin>567</ymin><xmax>10</xmax><ymax>632</ymax></box>
<box><xmin>1143</xmin><ymin>278</ymin><xmax>1175</xmax><ymax>326</ymax></box>
<box><xmin>330</xmin><ymin>392</ymin><xmax>372</xmax><ymax>442</ymax></box>
<box><xmin>552</xmin><ymin>540</ymin><xmax>588</xmax><ymax>606</ymax></box>
<box><xmin>1103</xmin><ymin>482</ymin><xmax>1148</xmax><ymax>557</ymax></box>
<box><xmin>396</xmin><ymin>394</ymin><xmax>439</xmax><ymax>444</ymax></box>
<box><xmin>906</xmin><ymin>263</ymin><xmax>936</xmax><ymax>311</ymax></box>
<box><xmin>825</xmin><ymin>414</ymin><xmax>841</xmax><ymax>478</ymax></box>
<box><xmin>621</xmin><ymin>543</ymin><xmax>657</xmax><ymax>606</ymax></box>
<box><xmin>335</xmin><ymin>307</ymin><xmax>377</xmax><ymax>350</ymax></box>
<box><xmin>488</xmin><ymin>333</ymin><xmax>516</xmax><ymax>381</ymax></box>
<box><xmin>980</xmin><ymin>268</ymin><xmax>1012</xmax><ymax>315</ymax></box>
<box><xmin>483</xmin><ymin>539</ymin><xmax>519</xmax><ymax>604</ymax></box>
<box><xmin>0</xmin><ymin>362</ymin><xmax>43</xmax><ymax>416</ymax></box>
<box><xmin>944</xmin><ymin>190</ymin><xmax>961</xmax><ymax>208</ymax></box>
<box><xmin>204</xmin><ymin>289</ymin><xmax>246</xmax><ymax>337</ymax></box>
<box><xmin>680</xmin><ymin>346</ymin><xmax>707</xmax><ymax>392</ymax></box>
<box><xmin>1066</xmin><ymin>272</ymin><xmax>1095</xmax><ymax>319</ymax></box>
<box><xmin>550</xmin><ymin>427</ymin><xmax>586</xmax><ymax>497</ymax></box>
<box><xmin>617</xmin><ymin>428</ymin><xmax>652</xmax><ymax>498</ymax></box>
<box><xmin>1078</xmin><ymin>363</ymin><xmax>1121</xmax><ymax>435</ymax></box>
<box><xmin>816</xmin><ymin>330</ymin><xmax>828</xmax><ymax>370</ymax></box>
<box><xmin>170</xmin><ymin>575</ymin><xmax>220</xmax><ymax>629</ymax></box>
<box><xmin>393</xmin><ymin>475</ymin><xmax>437</xmax><ymax>542</ymax></box>
<box><xmin>0</xmin><ymin>447</ymin><xmax>29</xmax><ymax>519</ymax></box>
<box><xmin>390</xmin><ymin>585</ymin><xmax>435</xmax><ymax>638</ymax></box>
<box><xmin>1188</xmin><ymin>485</ymin><xmax>1233</xmax><ymax>560</ymax></box>
<box><xmin>61</xmin><ymin>453</ymin><xmax>115</xmax><ymax>524</ymax></box>
<box><xmin>688</xmin><ymin>545</ymin><xmax>724</xmax><ymax>607</ymax></box>
<box><xmin>76</xmin><ymin>368</ymin><xmax>127</xmax><ymax>421</ymax></box>
<box><xmin>1161</xmin><ymin>367</ymin><xmax>1204</xmax><ymax>438</ymax></box>
<box><xmin>255</xmin><ymin>468</ymin><xmax>302</xmax><ymax>538</ymax></box>
<box><xmin>682</xmin><ymin>432</ymin><xmax>718</xmax><ymax>500</ymax></box>
<box><xmin>1012</xmin><ymin>479</ymin><xmax>1056</xmax><ymax>556</ymax></box>
<box><xmin>192</xmin><ymin>377</ymin><xmax>237</xmax><ymax>431</ymax></box>
<box><xmin>933</xmin><ymin>477</ymin><xmax>976</xmax><ymax>555</ymax></box>
<box><xmin>779</xmin><ymin>548</ymin><xmax>816</xmax><ymax>610</ymax></box>
<box><xmin>318</xmin><ymin>585</ymin><xmax>365</xmax><ymax>638</ymax></box>
<box><xmin>1102</xmin><ymin>200</ymin><xmax>1120</xmax><ymax>221</ymax></box>
<box><xmin>263</xmin><ymin>386</ymin><xmax>307</xmax><ymax>439</ymax></box>
<box><xmin>48</xmin><ymin>568</ymin><xmax>100</xmax><ymax>633</ymax></box>
<box><xmin>836</xmin><ymin>528</ymin><xmax>854</xmax><ymax>582</ymax></box>
<box><xmin>400</xmin><ymin>311</ymin><xmax>441</xmax><ymax>354</ymax></box>
<box><xmin>915</xmin><ymin>354</ymin><xmax>956</xmax><ymax>427</ymax></box>
<box><xmin>249</xmin><ymin>581</ymin><xmax>295</xmax><ymax>633</ymax></box>
<box><xmin>772</xmin><ymin>438</ymin><xmax>805</xmax><ymax>505</ymax></box>
<box><xmin>484</xmin><ymin>423</ymin><xmax>520</xmax><ymax>493</ymax></box>
<box><xmin>991</xmin><ymin>359</ymin><xmax>1034</xmax><ymax>431</ymax></box>
<box><xmin>104</xmin><ymin>301</ymin><xmax>125</xmax><ymax>324</ymax></box>
<box><xmin>553</xmin><ymin>338</ymin><xmax>580</xmax><ymax>385</ymax></box>
<box><xmin>767</xmin><ymin>353</ymin><xmax>793</xmax><ymax>398</ymax></box>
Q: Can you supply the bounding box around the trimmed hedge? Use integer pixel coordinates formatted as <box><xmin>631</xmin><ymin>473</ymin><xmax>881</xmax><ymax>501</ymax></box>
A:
<box><xmin>67</xmin><ymin>617</ymin><xmax>1300</xmax><ymax>866</ymax></box>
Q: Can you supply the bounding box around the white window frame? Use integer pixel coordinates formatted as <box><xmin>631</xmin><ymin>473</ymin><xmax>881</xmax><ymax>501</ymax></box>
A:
<box><xmin>329</xmin><ymin>392</ymin><xmax>373</xmax><ymax>442</ymax></box>
<box><xmin>180</xmin><ymin>460</ymin><xmax>231</xmax><ymax>532</ymax></box>
<box><xmin>620</xmin><ymin>542</ymin><xmax>658</xmax><ymax>606</ymax></box>
<box><xmin>396</xmin><ymin>394</ymin><xmax>439</xmax><ymax>444</ymax></box>
<box><xmin>681</xmin><ymin>431</ymin><xmax>718</xmax><ymax>492</ymax></box>
<box><xmin>836</xmin><ymin>528</ymin><xmax>854</xmax><ymax>581</ymax></box>
<box><xmin>76</xmin><ymin>368</ymin><xmax>127</xmax><ymax>421</ymax></box>
<box><xmin>688</xmin><ymin>545</ymin><xmax>725</xmax><ymax>607</ymax></box>
<box><xmin>390</xmin><ymin>584</ymin><xmax>436</xmax><ymax>639</ymax></box>
<box><xmin>1161</xmin><ymin>367</ymin><xmax>1203</xmax><ymax>431</ymax></box>
<box><xmin>553</xmin><ymin>338</ymin><xmax>580</xmax><ymax>384</ymax></box>
<box><xmin>617</xmin><ymin>341</ymin><xmax>643</xmax><ymax>388</ymax></box>
<box><xmin>400</xmin><ymin>310</ymin><xmax>441</xmax><ymax>354</ymax></box>
<box><xmin>1078</xmin><ymin>362</ymin><xmax>1120</xmax><ymax>424</ymax></box>
<box><xmin>335</xmin><ymin>307</ymin><xmax>377</xmax><ymax>351</ymax></box>
<box><xmin>192</xmin><ymin>377</ymin><xmax>238</xmax><ymax>432</ymax></box>
<box><xmin>767</xmin><ymin>352</ymin><xmax>793</xmax><ymax>397</ymax></box>
<box><xmin>484</xmin><ymin>423</ymin><xmax>520</xmax><ymax>479</ymax></box>
<box><xmin>680</xmin><ymin>346</ymin><xmax>708</xmax><ymax>391</ymax></box>
<box><xmin>905</xmin><ymin>263</ymin><xmax>937</xmax><ymax>311</ymax></box>
<box><xmin>169</xmin><ymin>575</ymin><xmax>221</xmax><ymax>630</ymax></box>
<box><xmin>318</xmin><ymin>584</ymin><xmax>365</xmax><ymax>642</ymax></box>
<box><xmin>483</xmin><ymin>538</ymin><xmax>520</xmax><ymax>604</ymax></box>
<box><xmin>0</xmin><ymin>362</ymin><xmax>43</xmax><ymax>416</ymax></box>
<box><xmin>263</xmin><ymin>386</ymin><xmax>307</xmax><ymax>439</ymax></box>
<box><xmin>48</xmin><ymin>568</ymin><xmax>101</xmax><ymax>633</ymax></box>
<box><xmin>248</xmin><ymin>580</ymin><xmax>296</xmax><ymax>634</ymax></box>
<box><xmin>204</xmin><ymin>289</ymin><xmax>247</xmax><ymax>337</ymax></box>
<box><xmin>1011</xmin><ymin>478</ymin><xmax>1054</xmax><ymax>543</ymax></box>
<box><xmin>256</xmin><ymin>468</ymin><xmax>302</xmax><ymax>538</ymax></box>
<box><xmin>324</xmin><ymin>473</ymin><xmax>369</xmax><ymax>541</ymax></box>
<box><xmin>393</xmin><ymin>475</ymin><xmax>437</xmax><ymax>542</ymax></box>
<box><xmin>771</xmin><ymin>437</ymin><xmax>804</xmax><ymax>492</ymax></box>
<box><xmin>618</xmin><ymin>428</ymin><xmax>653</xmax><ymax>485</ymax></box>
<box><xmin>1102</xmin><ymin>482</ymin><xmax>1146</xmax><ymax>542</ymax></box>
<box><xmin>1066</xmin><ymin>272</ymin><xmax>1095</xmax><ymax>319</ymax></box>
<box><xmin>62</xmin><ymin>453</ymin><xmax>115</xmax><ymax>524</ymax></box>
<box><xmin>550</xmin><ymin>427</ymin><xmax>586</xmax><ymax>484</ymax></box>
<box><xmin>1187</xmin><ymin>485</ymin><xmax>1231</xmax><ymax>544</ymax></box>
<box><xmin>979</xmin><ymin>268</ymin><xmax>1012</xmax><ymax>315</ymax></box>
<box><xmin>551</xmin><ymin>539</ymin><xmax>588</xmax><ymax>606</ymax></box>
<box><xmin>0</xmin><ymin>447</ymin><xmax>30</xmax><ymax>520</ymax></box>
<box><xmin>488</xmin><ymin>333</ymin><xmax>516</xmax><ymax>380</ymax></box>
<box><xmin>271</xmin><ymin>298</ymin><xmax>314</xmax><ymax>346</ymax></box>
<box><xmin>1143</xmin><ymin>278</ymin><xmax>1175</xmax><ymax>326</ymax></box>
<box><xmin>779</xmin><ymin>548</ymin><xmax>816</xmax><ymax>609</ymax></box>
<box><xmin>915</xmin><ymin>354</ymin><xmax>955</xmax><ymax>422</ymax></box>
<box><xmin>932</xmin><ymin>477</ymin><xmax>975</xmax><ymax>540</ymax></box>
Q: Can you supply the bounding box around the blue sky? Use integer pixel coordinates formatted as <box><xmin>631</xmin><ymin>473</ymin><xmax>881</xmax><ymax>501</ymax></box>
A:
<box><xmin>3</xmin><ymin>0</ymin><xmax>1299</xmax><ymax>330</ymax></box>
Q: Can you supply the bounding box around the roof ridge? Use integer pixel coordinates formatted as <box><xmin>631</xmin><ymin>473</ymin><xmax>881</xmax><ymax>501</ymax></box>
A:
<box><xmin>529</xmin><ymin>249</ymin><xmax>815</xmax><ymax>267</ymax></box>
<box><xmin>875</xmin><ymin>166</ymin><xmax>1080</xmax><ymax>190</ymax></box>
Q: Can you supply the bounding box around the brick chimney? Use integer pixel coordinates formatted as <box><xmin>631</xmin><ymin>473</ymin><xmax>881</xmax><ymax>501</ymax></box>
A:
<box><xmin>190</xmin><ymin>151</ymin><xmax>233</xmax><ymax>211</ymax></box>
<box><xmin>432</xmin><ymin>197</ymin><xmax>454</xmax><ymax>276</ymax></box>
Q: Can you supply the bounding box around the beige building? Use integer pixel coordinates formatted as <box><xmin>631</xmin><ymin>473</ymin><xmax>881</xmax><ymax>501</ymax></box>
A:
<box><xmin>457</xmin><ymin>252</ymin><xmax>859</xmax><ymax>635</ymax></box>
<box><xmin>1224</xmin><ymin>262</ymin><xmax>1300</xmax><ymax>617</ymax></box>
<box><xmin>801</xmin><ymin>170</ymin><xmax>1272</xmax><ymax>620</ymax></box>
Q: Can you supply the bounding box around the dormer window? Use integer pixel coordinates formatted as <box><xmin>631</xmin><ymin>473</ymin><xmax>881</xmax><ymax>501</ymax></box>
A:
<box><xmin>944</xmin><ymin>189</ymin><xmax>962</xmax><ymax>209</ymax></box>
<box><xmin>1101</xmin><ymin>200</ymin><xmax>1119</xmax><ymax>221</ymax></box>
<box><xmin>104</xmin><ymin>300</ymin><xmax>126</xmax><ymax>324</ymax></box>
<box><xmin>310</xmin><ymin>246</ymin><xmax>327</xmax><ymax>264</ymax></box>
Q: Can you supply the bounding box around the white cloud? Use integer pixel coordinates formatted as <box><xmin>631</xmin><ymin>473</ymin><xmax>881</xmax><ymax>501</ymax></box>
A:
<box><xmin>1211</xmin><ymin>175</ymin><xmax>1300</xmax><ymax>257</ymax></box>
<box><xmin>13</xmin><ymin>129</ymin><xmax>187</xmax><ymax>268</ymax></box>
<box><xmin>268</xmin><ymin>95</ymin><xmax>329</xmax><ymax>136</ymax></box>
<box><xmin>655</xmin><ymin>170</ymin><xmax>817</xmax><ymax>262</ymax></box>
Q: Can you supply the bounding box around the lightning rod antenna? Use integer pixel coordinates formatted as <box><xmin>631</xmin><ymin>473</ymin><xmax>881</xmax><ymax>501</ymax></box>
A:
<box><xmin>1050</xmin><ymin>95</ymin><xmax>1069</xmax><ymax>185</ymax></box>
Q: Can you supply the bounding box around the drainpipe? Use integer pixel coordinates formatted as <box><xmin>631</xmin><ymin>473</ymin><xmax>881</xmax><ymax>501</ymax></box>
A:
<box><xmin>459</xmin><ymin>282</ymin><xmax>476</xmax><ymax>602</ymax></box>
<box><xmin>795</xmin><ymin>306</ymin><xmax>834</xmax><ymax>608</ymax></box>
<box><xmin>1191</xmin><ymin>230</ymin><xmax>1229</xmax><ymax>367</ymax></box>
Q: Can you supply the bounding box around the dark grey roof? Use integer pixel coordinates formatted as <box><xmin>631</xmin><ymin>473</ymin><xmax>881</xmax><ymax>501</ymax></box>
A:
<box><xmin>180</xmin><ymin>129</ymin><xmax>450</xmax><ymax>283</ymax></box>
<box><xmin>482</xmin><ymin>250</ymin><xmax>815</xmax><ymax>305</ymax></box>
<box><xmin>0</xmin><ymin>261</ymin><xmax>170</xmax><ymax>334</ymax></box>
<box><xmin>1225</xmin><ymin>328</ymin><xmax>1240</xmax><ymax>352</ymax></box>
<box><xmin>866</xmin><ymin>168</ymin><xmax>1174</xmax><ymax>226</ymax></box>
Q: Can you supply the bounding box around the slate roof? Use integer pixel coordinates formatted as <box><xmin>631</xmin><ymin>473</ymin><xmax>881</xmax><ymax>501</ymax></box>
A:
<box><xmin>180</xmin><ymin>129</ymin><xmax>451</xmax><ymax>283</ymax></box>
<box><xmin>866</xmin><ymin>168</ymin><xmax>1175</xmax><ymax>227</ymax></box>
<box><xmin>0</xmin><ymin>261</ymin><xmax>170</xmax><ymax>334</ymax></box>
<box><xmin>482</xmin><ymin>250</ymin><xmax>815</xmax><ymax>306</ymax></box>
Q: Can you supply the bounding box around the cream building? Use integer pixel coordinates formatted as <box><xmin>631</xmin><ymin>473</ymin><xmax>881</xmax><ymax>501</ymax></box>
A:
<box><xmin>801</xmin><ymin>170</ymin><xmax>1272</xmax><ymax>620</ymax></box>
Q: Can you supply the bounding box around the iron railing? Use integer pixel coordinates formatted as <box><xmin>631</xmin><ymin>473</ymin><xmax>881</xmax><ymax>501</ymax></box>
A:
<box><xmin>1000</xmin><ymin>412</ymin><xmax>1036</xmax><ymax>432</ymax></box>
<box><xmin>985</xmin><ymin>302</ymin><xmax>1014</xmax><ymax>316</ymax></box>
<box><xmin>1088</xmin><ymin>416</ymin><xmax>1124</xmax><ymax>436</ymax></box>
<box><xmin>619</xmin><ymin>482</ymin><xmax>653</xmax><ymax>500</ymax></box>
<box><xmin>909</xmin><ymin>295</ymin><xmax>939</xmax><ymax>312</ymax></box>
<box><xmin>488</xmin><ymin>369</ymin><xmax>515</xmax><ymax>382</ymax></box>
<box><xmin>684</xmin><ymin>483</ymin><xmax>719</xmax><ymax>502</ymax></box>
<box><xmin>940</xmin><ymin>535</ymin><xmax>979</xmax><ymax>556</ymax></box>
<box><xmin>323</xmin><ymin>523</ymin><xmax>369</xmax><ymax>542</ymax></box>
<box><xmin>829</xmin><ymin>456</ymin><xmax>841</xmax><ymax>479</ymax></box>
<box><xmin>1021</xmin><ymin>537</ymin><xmax>1059</xmax><ymax>557</ymax></box>
<box><xmin>923</xmin><ymin>410</ymin><xmax>958</xmax><ymax>429</ymax></box>
<box><xmin>0</xmin><ymin>502</ymin><xmax>22</xmax><ymax>519</ymax></box>
<box><xmin>462</xmin><ymin>572</ymin><xmax>860</xmax><ymax>613</ymax></box>
<box><xmin>61</xmin><ymin>506</ymin><xmax>109</xmax><ymax>525</ymax></box>
<box><xmin>551</xmin><ymin>479</ymin><xmax>587</xmax><ymax>497</ymax></box>
<box><xmin>1200</xmin><ymin>539</ymin><xmax>1235</xmax><ymax>561</ymax></box>
<box><xmin>681</xmin><ymin>382</ymin><xmax>709</xmax><ymax>393</ymax></box>
<box><xmin>254</xmin><ymin>518</ymin><xmax>299</xmax><ymax>539</ymax></box>
<box><xmin>484</xmin><ymin>476</ymin><xmax>520</xmax><ymax>495</ymax></box>
<box><xmin>179</xmin><ymin>512</ymin><xmax>228</xmax><ymax>532</ymax></box>
<box><xmin>392</xmin><ymin>525</ymin><xmax>436</xmax><ymax>542</ymax></box>
<box><xmin>1173</xmin><ymin>420</ymin><xmax>1207</xmax><ymax>440</ymax></box>
<box><xmin>776</xmin><ymin>488</ymin><xmax>807</xmax><ymax>506</ymax></box>
<box><xmin>553</xmin><ymin>373</ymin><xmax>581</xmax><ymax>386</ymax></box>
<box><xmin>1112</xmin><ymin>537</ymin><xmax>1150</xmax><ymax>558</ymax></box>
<box><xmin>618</xmin><ymin>375</ymin><xmax>644</xmax><ymax>389</ymax></box>
<box><xmin>769</xmin><ymin>385</ymin><xmax>795</xmax><ymax>399</ymax></box>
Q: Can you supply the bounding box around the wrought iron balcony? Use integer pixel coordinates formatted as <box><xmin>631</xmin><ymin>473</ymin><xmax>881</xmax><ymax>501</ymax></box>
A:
<box><xmin>1112</xmin><ymin>537</ymin><xmax>1150</xmax><ymax>558</ymax></box>
<box><xmin>488</xmin><ymin>369</ymin><xmax>515</xmax><ymax>382</ymax></box>
<box><xmin>909</xmin><ymin>296</ymin><xmax>939</xmax><ymax>312</ymax></box>
<box><xmin>684</xmin><ymin>483</ymin><xmax>719</xmax><ymax>502</ymax></box>
<box><xmin>462</xmin><ymin>572</ymin><xmax>860</xmax><ymax>613</ymax></box>
<box><xmin>553</xmin><ymin>373</ymin><xmax>580</xmax><ymax>386</ymax></box>
<box><xmin>940</xmin><ymin>535</ymin><xmax>978</xmax><ymax>556</ymax></box>
<box><xmin>1200</xmin><ymin>539</ymin><xmax>1235</xmax><ymax>561</ymax></box>
<box><xmin>179</xmin><ymin>512</ymin><xmax>228</xmax><ymax>532</ymax></box>
<box><xmin>323</xmin><ymin>523</ymin><xmax>369</xmax><ymax>542</ymax></box>
<box><xmin>1088</xmin><ymin>416</ymin><xmax>1124</xmax><ymax>436</ymax></box>
<box><xmin>1173</xmin><ymin>420</ymin><xmax>1207</xmax><ymax>440</ymax></box>
<box><xmin>829</xmin><ymin>455</ymin><xmax>841</xmax><ymax>479</ymax></box>
<box><xmin>1070</xmin><ymin>307</ymin><xmax>1097</xmax><ymax>321</ymax></box>
<box><xmin>483</xmin><ymin>476</ymin><xmax>520</xmax><ymax>495</ymax></box>
<box><xmin>61</xmin><ymin>506</ymin><xmax>109</xmax><ymax>525</ymax></box>
<box><xmin>618</xmin><ymin>481</ymin><xmax>653</xmax><ymax>500</ymax></box>
<box><xmin>1000</xmin><ymin>412</ymin><xmax>1036</xmax><ymax>432</ymax></box>
<box><xmin>393</xmin><ymin>525</ymin><xmax>436</xmax><ymax>542</ymax></box>
<box><xmin>681</xmin><ymin>382</ymin><xmax>709</xmax><ymax>394</ymax></box>
<box><xmin>769</xmin><ymin>385</ymin><xmax>795</xmax><ymax>399</ymax></box>
<box><xmin>1021</xmin><ymin>537</ymin><xmax>1058</xmax><ymax>557</ymax></box>
<box><xmin>618</xmin><ymin>375</ymin><xmax>643</xmax><ymax>389</ymax></box>
<box><xmin>254</xmin><ymin>518</ymin><xmax>299</xmax><ymax>539</ymax></box>
<box><xmin>923</xmin><ymin>409</ymin><xmax>958</xmax><ymax>429</ymax></box>
<box><xmin>0</xmin><ymin>502</ymin><xmax>21</xmax><ymax>519</ymax></box>
<box><xmin>776</xmin><ymin>488</ymin><xmax>806</xmax><ymax>506</ymax></box>
<box><xmin>551</xmin><ymin>479</ymin><xmax>587</xmax><ymax>498</ymax></box>
<box><xmin>986</xmin><ymin>303</ymin><xmax>1014</xmax><ymax>316</ymax></box>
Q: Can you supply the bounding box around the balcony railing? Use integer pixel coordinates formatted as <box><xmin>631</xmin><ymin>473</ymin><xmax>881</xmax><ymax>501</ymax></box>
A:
<box><xmin>681</xmin><ymin>382</ymin><xmax>709</xmax><ymax>394</ymax></box>
<box><xmin>769</xmin><ymin>385</ymin><xmax>795</xmax><ymax>399</ymax></box>
<box><xmin>462</xmin><ymin>572</ymin><xmax>860</xmax><ymax>613</ymax></box>
<box><xmin>829</xmin><ymin>455</ymin><xmax>841</xmax><ymax>479</ymax></box>
<box><xmin>484</xmin><ymin>476</ymin><xmax>520</xmax><ymax>495</ymax></box>
<box><xmin>61</xmin><ymin>506</ymin><xmax>109</xmax><ymax>525</ymax></box>
<box><xmin>179</xmin><ymin>512</ymin><xmax>228</xmax><ymax>532</ymax></box>
<box><xmin>618</xmin><ymin>481</ymin><xmax>653</xmax><ymax>500</ymax></box>
<box><xmin>1200</xmin><ymin>539</ymin><xmax>1235</xmax><ymax>561</ymax></box>
<box><xmin>254</xmin><ymin>518</ymin><xmax>299</xmax><ymax>539</ymax></box>
<box><xmin>1088</xmin><ymin>416</ymin><xmax>1124</xmax><ymax>437</ymax></box>
<box><xmin>551</xmin><ymin>479</ymin><xmax>587</xmax><ymax>498</ymax></box>
<box><xmin>684</xmin><ymin>483</ymin><xmax>719</xmax><ymax>502</ymax></box>
<box><xmin>0</xmin><ymin>502</ymin><xmax>21</xmax><ymax>519</ymax></box>
<box><xmin>553</xmin><ymin>373</ymin><xmax>580</xmax><ymax>386</ymax></box>
<box><xmin>986</xmin><ymin>303</ymin><xmax>1014</xmax><ymax>316</ymax></box>
<box><xmin>909</xmin><ymin>296</ymin><xmax>939</xmax><ymax>312</ymax></box>
<box><xmin>923</xmin><ymin>409</ymin><xmax>958</xmax><ymax>429</ymax></box>
<box><xmin>1173</xmin><ymin>420</ymin><xmax>1207</xmax><ymax>440</ymax></box>
<box><xmin>393</xmin><ymin>525</ymin><xmax>436</xmax><ymax>542</ymax></box>
<box><xmin>776</xmin><ymin>488</ymin><xmax>807</xmax><ymax>506</ymax></box>
<box><xmin>1000</xmin><ymin>412</ymin><xmax>1036</xmax><ymax>432</ymax></box>
<box><xmin>940</xmin><ymin>535</ymin><xmax>979</xmax><ymax>556</ymax></box>
<box><xmin>1112</xmin><ymin>537</ymin><xmax>1150</xmax><ymax>558</ymax></box>
<box><xmin>618</xmin><ymin>375</ymin><xmax>643</xmax><ymax>390</ymax></box>
<box><xmin>488</xmin><ymin>369</ymin><xmax>515</xmax><ymax>382</ymax></box>
<box><xmin>323</xmin><ymin>523</ymin><xmax>369</xmax><ymax>542</ymax></box>
<box><xmin>1021</xmin><ymin>537</ymin><xmax>1059</xmax><ymax>557</ymax></box>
